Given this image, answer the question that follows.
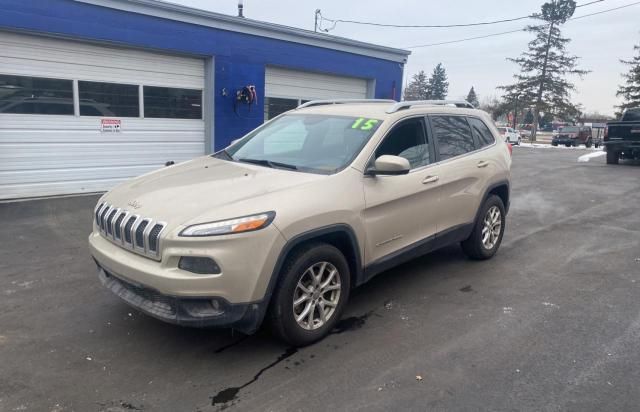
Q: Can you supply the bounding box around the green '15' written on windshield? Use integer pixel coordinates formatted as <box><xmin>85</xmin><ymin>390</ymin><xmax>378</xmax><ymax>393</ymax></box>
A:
<box><xmin>351</xmin><ymin>118</ymin><xmax>379</xmax><ymax>131</ymax></box>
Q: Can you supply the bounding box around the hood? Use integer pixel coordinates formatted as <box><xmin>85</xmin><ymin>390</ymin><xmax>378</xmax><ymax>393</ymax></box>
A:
<box><xmin>100</xmin><ymin>156</ymin><xmax>324</xmax><ymax>228</ymax></box>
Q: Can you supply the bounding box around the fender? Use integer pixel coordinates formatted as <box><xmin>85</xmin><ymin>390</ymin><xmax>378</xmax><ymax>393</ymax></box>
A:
<box><xmin>250</xmin><ymin>224</ymin><xmax>363</xmax><ymax>330</ymax></box>
<box><xmin>473</xmin><ymin>180</ymin><xmax>510</xmax><ymax>225</ymax></box>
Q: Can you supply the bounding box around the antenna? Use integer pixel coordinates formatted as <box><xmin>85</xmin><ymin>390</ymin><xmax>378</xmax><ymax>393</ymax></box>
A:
<box><xmin>237</xmin><ymin>0</ymin><xmax>244</xmax><ymax>18</ymax></box>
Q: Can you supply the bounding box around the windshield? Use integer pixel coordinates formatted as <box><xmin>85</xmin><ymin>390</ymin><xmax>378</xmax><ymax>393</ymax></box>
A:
<box><xmin>220</xmin><ymin>114</ymin><xmax>382</xmax><ymax>174</ymax></box>
<box><xmin>498</xmin><ymin>127</ymin><xmax>507</xmax><ymax>133</ymax></box>
<box><xmin>561</xmin><ymin>126</ymin><xmax>579</xmax><ymax>133</ymax></box>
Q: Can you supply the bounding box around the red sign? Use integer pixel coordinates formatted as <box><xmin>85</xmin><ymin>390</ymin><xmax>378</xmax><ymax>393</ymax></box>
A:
<box><xmin>100</xmin><ymin>118</ymin><xmax>121</xmax><ymax>133</ymax></box>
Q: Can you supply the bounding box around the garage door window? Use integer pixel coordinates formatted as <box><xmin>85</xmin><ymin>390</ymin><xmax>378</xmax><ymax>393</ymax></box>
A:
<box><xmin>78</xmin><ymin>81</ymin><xmax>139</xmax><ymax>117</ymax></box>
<box><xmin>144</xmin><ymin>86</ymin><xmax>202</xmax><ymax>119</ymax></box>
<box><xmin>0</xmin><ymin>74</ymin><xmax>73</xmax><ymax>115</ymax></box>
<box><xmin>265</xmin><ymin>97</ymin><xmax>300</xmax><ymax>121</ymax></box>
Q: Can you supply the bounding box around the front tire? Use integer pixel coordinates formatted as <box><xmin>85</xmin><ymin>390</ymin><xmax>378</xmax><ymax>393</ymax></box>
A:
<box><xmin>269</xmin><ymin>242</ymin><xmax>350</xmax><ymax>346</ymax></box>
<box><xmin>606</xmin><ymin>149</ymin><xmax>619</xmax><ymax>165</ymax></box>
<box><xmin>461</xmin><ymin>195</ymin><xmax>506</xmax><ymax>260</ymax></box>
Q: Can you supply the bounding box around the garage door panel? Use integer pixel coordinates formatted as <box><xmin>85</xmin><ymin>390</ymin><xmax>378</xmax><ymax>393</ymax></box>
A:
<box><xmin>0</xmin><ymin>33</ymin><xmax>204</xmax><ymax>88</ymax></box>
<box><xmin>1</xmin><ymin>165</ymin><xmax>158</xmax><ymax>185</ymax></box>
<box><xmin>0</xmin><ymin>33</ymin><xmax>206</xmax><ymax>200</ymax></box>
<box><xmin>265</xmin><ymin>67</ymin><xmax>367</xmax><ymax>101</ymax></box>
<box><xmin>0</xmin><ymin>130</ymin><xmax>204</xmax><ymax>144</ymax></box>
<box><xmin>0</xmin><ymin>143</ymin><xmax>203</xmax><ymax>171</ymax></box>
<box><xmin>2</xmin><ymin>178</ymin><xmax>131</xmax><ymax>199</ymax></box>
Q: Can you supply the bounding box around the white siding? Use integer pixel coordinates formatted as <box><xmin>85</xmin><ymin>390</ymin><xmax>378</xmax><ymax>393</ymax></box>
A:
<box><xmin>0</xmin><ymin>32</ymin><xmax>206</xmax><ymax>200</ymax></box>
<box><xmin>265</xmin><ymin>67</ymin><xmax>367</xmax><ymax>100</ymax></box>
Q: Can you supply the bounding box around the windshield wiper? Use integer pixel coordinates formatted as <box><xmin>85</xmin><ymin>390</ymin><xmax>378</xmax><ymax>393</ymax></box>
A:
<box><xmin>237</xmin><ymin>158</ymin><xmax>298</xmax><ymax>170</ymax></box>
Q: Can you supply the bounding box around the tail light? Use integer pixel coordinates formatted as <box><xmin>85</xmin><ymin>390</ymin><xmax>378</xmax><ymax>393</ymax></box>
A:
<box><xmin>604</xmin><ymin>126</ymin><xmax>608</xmax><ymax>140</ymax></box>
<box><xmin>507</xmin><ymin>143</ymin><xmax>513</xmax><ymax>156</ymax></box>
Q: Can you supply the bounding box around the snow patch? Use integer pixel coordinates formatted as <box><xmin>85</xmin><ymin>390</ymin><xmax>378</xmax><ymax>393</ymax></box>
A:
<box><xmin>578</xmin><ymin>151</ymin><xmax>606</xmax><ymax>162</ymax></box>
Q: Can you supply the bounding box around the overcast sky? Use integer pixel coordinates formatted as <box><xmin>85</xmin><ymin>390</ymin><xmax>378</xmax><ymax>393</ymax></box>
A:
<box><xmin>172</xmin><ymin>0</ymin><xmax>638</xmax><ymax>116</ymax></box>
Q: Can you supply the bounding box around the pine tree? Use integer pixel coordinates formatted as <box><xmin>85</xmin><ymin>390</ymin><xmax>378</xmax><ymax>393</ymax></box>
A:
<box><xmin>466</xmin><ymin>86</ymin><xmax>479</xmax><ymax>107</ymax></box>
<box><xmin>404</xmin><ymin>71</ymin><xmax>429</xmax><ymax>101</ymax></box>
<box><xmin>616</xmin><ymin>41</ymin><xmax>640</xmax><ymax>114</ymax></box>
<box><xmin>524</xmin><ymin>109</ymin><xmax>534</xmax><ymax>124</ymax></box>
<box><xmin>427</xmin><ymin>63</ymin><xmax>449</xmax><ymax>100</ymax></box>
<box><xmin>499</xmin><ymin>0</ymin><xmax>588</xmax><ymax>141</ymax></box>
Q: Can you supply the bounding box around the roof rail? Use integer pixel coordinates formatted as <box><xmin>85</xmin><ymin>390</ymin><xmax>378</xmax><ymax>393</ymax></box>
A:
<box><xmin>298</xmin><ymin>99</ymin><xmax>397</xmax><ymax>109</ymax></box>
<box><xmin>386</xmin><ymin>100</ymin><xmax>475</xmax><ymax>113</ymax></box>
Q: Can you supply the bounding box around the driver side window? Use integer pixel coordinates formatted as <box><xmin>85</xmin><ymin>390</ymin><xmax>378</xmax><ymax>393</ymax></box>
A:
<box><xmin>374</xmin><ymin>117</ymin><xmax>430</xmax><ymax>169</ymax></box>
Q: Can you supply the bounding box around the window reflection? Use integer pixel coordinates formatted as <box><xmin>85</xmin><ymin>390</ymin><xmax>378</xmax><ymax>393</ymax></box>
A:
<box><xmin>0</xmin><ymin>75</ymin><xmax>73</xmax><ymax>115</ymax></box>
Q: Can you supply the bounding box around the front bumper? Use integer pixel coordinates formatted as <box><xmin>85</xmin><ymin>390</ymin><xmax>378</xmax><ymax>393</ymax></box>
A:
<box><xmin>97</xmin><ymin>264</ymin><xmax>263</xmax><ymax>332</ymax></box>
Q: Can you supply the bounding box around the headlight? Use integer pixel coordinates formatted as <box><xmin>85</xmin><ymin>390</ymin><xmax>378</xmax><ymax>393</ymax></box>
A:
<box><xmin>179</xmin><ymin>212</ymin><xmax>275</xmax><ymax>237</ymax></box>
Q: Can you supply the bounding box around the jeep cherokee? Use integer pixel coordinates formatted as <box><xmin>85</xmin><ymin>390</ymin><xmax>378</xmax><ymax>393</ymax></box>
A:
<box><xmin>89</xmin><ymin>99</ymin><xmax>512</xmax><ymax>346</ymax></box>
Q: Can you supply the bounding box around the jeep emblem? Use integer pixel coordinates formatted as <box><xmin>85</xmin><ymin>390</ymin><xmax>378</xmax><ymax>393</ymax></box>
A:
<box><xmin>127</xmin><ymin>200</ymin><xmax>142</xmax><ymax>209</ymax></box>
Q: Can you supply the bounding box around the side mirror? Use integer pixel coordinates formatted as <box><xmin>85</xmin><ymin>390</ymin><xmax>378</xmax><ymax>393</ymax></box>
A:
<box><xmin>366</xmin><ymin>155</ymin><xmax>410</xmax><ymax>176</ymax></box>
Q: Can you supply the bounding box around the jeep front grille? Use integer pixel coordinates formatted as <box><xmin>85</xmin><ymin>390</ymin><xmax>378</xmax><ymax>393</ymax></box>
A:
<box><xmin>94</xmin><ymin>203</ymin><xmax>167</xmax><ymax>260</ymax></box>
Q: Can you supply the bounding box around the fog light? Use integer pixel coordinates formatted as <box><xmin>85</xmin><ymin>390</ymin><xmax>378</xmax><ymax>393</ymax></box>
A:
<box><xmin>178</xmin><ymin>257</ymin><xmax>221</xmax><ymax>274</ymax></box>
<box><xmin>182</xmin><ymin>299</ymin><xmax>225</xmax><ymax>317</ymax></box>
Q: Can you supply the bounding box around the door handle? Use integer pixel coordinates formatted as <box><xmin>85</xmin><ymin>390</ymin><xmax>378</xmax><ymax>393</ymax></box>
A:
<box><xmin>477</xmin><ymin>160</ymin><xmax>489</xmax><ymax>168</ymax></box>
<box><xmin>422</xmin><ymin>175</ymin><xmax>439</xmax><ymax>184</ymax></box>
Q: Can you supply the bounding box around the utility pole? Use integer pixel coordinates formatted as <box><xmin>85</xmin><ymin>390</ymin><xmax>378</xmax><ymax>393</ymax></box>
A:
<box><xmin>314</xmin><ymin>9</ymin><xmax>321</xmax><ymax>32</ymax></box>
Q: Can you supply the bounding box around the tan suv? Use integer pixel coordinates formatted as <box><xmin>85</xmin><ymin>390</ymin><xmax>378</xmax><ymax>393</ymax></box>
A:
<box><xmin>89</xmin><ymin>99</ymin><xmax>512</xmax><ymax>346</ymax></box>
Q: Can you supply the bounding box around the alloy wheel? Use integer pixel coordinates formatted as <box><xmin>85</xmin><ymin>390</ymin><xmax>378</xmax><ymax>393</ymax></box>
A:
<box><xmin>292</xmin><ymin>261</ymin><xmax>341</xmax><ymax>330</ymax></box>
<box><xmin>481</xmin><ymin>206</ymin><xmax>502</xmax><ymax>250</ymax></box>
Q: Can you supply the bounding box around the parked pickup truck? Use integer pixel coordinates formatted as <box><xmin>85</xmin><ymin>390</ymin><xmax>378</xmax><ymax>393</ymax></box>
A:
<box><xmin>605</xmin><ymin>107</ymin><xmax>640</xmax><ymax>164</ymax></box>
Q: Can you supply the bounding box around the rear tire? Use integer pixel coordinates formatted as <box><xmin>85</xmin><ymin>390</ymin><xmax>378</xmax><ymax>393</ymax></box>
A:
<box><xmin>606</xmin><ymin>149</ymin><xmax>619</xmax><ymax>165</ymax></box>
<box><xmin>461</xmin><ymin>195</ymin><xmax>506</xmax><ymax>260</ymax></box>
<box><xmin>585</xmin><ymin>139</ymin><xmax>592</xmax><ymax>148</ymax></box>
<box><xmin>268</xmin><ymin>242</ymin><xmax>350</xmax><ymax>346</ymax></box>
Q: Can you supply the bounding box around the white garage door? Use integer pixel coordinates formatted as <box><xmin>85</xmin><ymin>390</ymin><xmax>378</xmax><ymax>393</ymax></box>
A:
<box><xmin>0</xmin><ymin>32</ymin><xmax>206</xmax><ymax>200</ymax></box>
<box><xmin>264</xmin><ymin>67</ymin><xmax>368</xmax><ymax>120</ymax></box>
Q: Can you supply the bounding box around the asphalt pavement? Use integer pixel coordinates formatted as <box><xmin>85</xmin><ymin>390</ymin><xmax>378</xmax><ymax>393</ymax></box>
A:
<box><xmin>1</xmin><ymin>147</ymin><xmax>639</xmax><ymax>412</ymax></box>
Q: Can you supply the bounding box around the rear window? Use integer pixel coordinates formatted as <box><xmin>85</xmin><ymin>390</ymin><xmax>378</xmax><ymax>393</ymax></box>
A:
<box><xmin>468</xmin><ymin>117</ymin><xmax>496</xmax><ymax>148</ymax></box>
<box><xmin>622</xmin><ymin>108</ymin><xmax>640</xmax><ymax>122</ymax></box>
<box><xmin>561</xmin><ymin>126</ymin><xmax>579</xmax><ymax>133</ymax></box>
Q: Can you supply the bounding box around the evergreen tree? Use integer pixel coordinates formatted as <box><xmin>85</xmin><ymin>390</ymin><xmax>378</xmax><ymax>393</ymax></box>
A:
<box><xmin>427</xmin><ymin>63</ymin><xmax>449</xmax><ymax>100</ymax></box>
<box><xmin>466</xmin><ymin>86</ymin><xmax>479</xmax><ymax>107</ymax></box>
<box><xmin>403</xmin><ymin>71</ymin><xmax>429</xmax><ymax>101</ymax></box>
<box><xmin>524</xmin><ymin>109</ymin><xmax>534</xmax><ymax>124</ymax></box>
<box><xmin>499</xmin><ymin>0</ymin><xmax>588</xmax><ymax>140</ymax></box>
<box><xmin>616</xmin><ymin>41</ymin><xmax>640</xmax><ymax>114</ymax></box>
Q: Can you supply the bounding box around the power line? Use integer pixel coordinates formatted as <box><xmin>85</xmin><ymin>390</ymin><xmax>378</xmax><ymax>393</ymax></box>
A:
<box><xmin>405</xmin><ymin>1</ymin><xmax>640</xmax><ymax>49</ymax></box>
<box><xmin>566</xmin><ymin>0</ymin><xmax>640</xmax><ymax>20</ymax></box>
<box><xmin>317</xmin><ymin>0</ymin><xmax>604</xmax><ymax>31</ymax></box>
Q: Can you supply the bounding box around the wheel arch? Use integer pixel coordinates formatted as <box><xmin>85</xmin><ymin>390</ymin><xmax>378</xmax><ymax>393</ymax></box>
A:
<box><xmin>472</xmin><ymin>181</ymin><xmax>510</xmax><ymax>227</ymax></box>
<box><xmin>254</xmin><ymin>224</ymin><xmax>363</xmax><ymax>328</ymax></box>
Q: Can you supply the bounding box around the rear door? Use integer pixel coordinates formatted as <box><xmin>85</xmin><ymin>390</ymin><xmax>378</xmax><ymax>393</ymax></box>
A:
<box><xmin>362</xmin><ymin>116</ymin><xmax>439</xmax><ymax>263</ymax></box>
<box><xmin>430</xmin><ymin>115</ymin><xmax>496</xmax><ymax>234</ymax></box>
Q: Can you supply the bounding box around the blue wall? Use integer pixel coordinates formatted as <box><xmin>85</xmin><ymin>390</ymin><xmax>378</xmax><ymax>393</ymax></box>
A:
<box><xmin>0</xmin><ymin>0</ymin><xmax>404</xmax><ymax>150</ymax></box>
